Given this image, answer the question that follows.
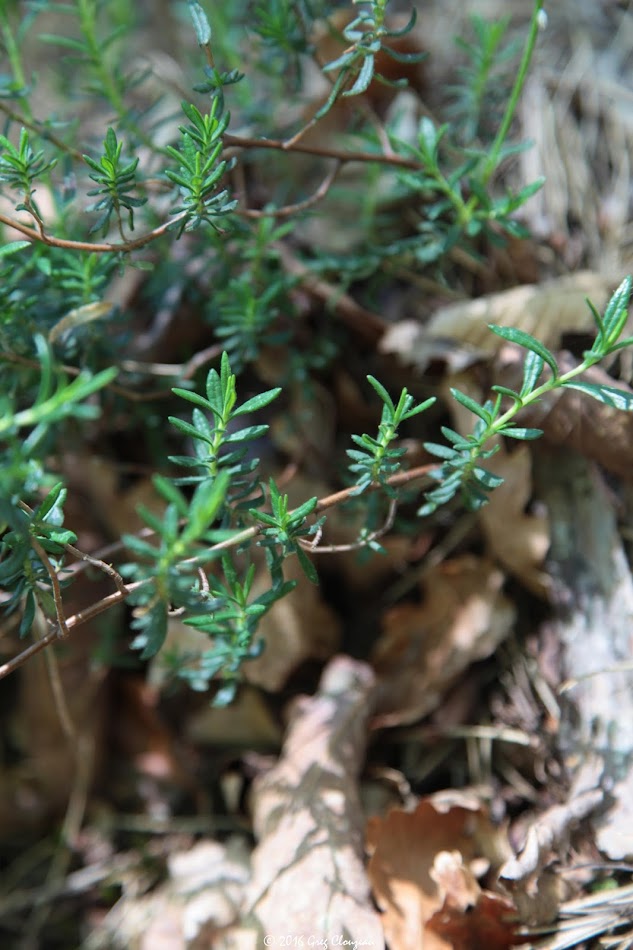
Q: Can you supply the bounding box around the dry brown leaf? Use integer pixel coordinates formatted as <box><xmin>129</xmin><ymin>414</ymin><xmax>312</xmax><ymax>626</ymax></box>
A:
<box><xmin>366</xmin><ymin>792</ymin><xmax>513</xmax><ymax>950</ymax></box>
<box><xmin>371</xmin><ymin>556</ymin><xmax>515</xmax><ymax>727</ymax></box>
<box><xmin>444</xmin><ymin>372</ymin><xmax>550</xmax><ymax>597</ymax></box>
<box><xmin>426</xmin><ymin>851</ymin><xmax>523</xmax><ymax>950</ymax></box>
<box><xmin>499</xmin><ymin>761</ymin><xmax>604</xmax><ymax>927</ymax></box>
<box><xmin>226</xmin><ymin>656</ymin><xmax>384</xmax><ymax>946</ymax></box>
<box><xmin>380</xmin><ymin>272</ymin><xmax>611</xmax><ymax>372</ymax></box>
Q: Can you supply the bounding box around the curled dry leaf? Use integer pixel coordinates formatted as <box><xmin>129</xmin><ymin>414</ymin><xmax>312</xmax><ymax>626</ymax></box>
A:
<box><xmin>371</xmin><ymin>556</ymin><xmax>516</xmax><ymax>727</ymax></box>
<box><xmin>380</xmin><ymin>272</ymin><xmax>611</xmax><ymax>373</ymax></box>
<box><xmin>499</xmin><ymin>760</ymin><xmax>605</xmax><ymax>927</ymax></box>
<box><xmin>226</xmin><ymin>656</ymin><xmax>384</xmax><ymax>947</ymax></box>
<box><xmin>426</xmin><ymin>851</ymin><xmax>525</xmax><ymax>950</ymax></box>
<box><xmin>366</xmin><ymin>792</ymin><xmax>515</xmax><ymax>950</ymax></box>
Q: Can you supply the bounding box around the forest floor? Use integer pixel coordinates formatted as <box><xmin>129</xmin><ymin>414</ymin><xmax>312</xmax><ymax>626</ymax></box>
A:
<box><xmin>2</xmin><ymin>1</ymin><xmax>633</xmax><ymax>948</ymax></box>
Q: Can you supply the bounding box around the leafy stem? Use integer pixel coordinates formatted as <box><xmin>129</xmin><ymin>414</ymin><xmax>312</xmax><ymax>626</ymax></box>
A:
<box><xmin>423</xmin><ymin>277</ymin><xmax>633</xmax><ymax>514</ymax></box>
<box><xmin>481</xmin><ymin>0</ymin><xmax>544</xmax><ymax>183</ymax></box>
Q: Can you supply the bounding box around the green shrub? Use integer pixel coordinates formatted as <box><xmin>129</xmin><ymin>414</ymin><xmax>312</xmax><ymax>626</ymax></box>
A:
<box><xmin>1</xmin><ymin>0</ymin><xmax>631</xmax><ymax>703</ymax></box>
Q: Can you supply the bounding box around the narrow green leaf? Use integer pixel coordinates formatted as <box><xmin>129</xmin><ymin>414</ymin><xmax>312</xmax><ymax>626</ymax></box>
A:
<box><xmin>473</xmin><ymin>467</ymin><xmax>504</xmax><ymax>490</ymax></box>
<box><xmin>182</xmin><ymin>472</ymin><xmax>229</xmax><ymax>543</ymax></box>
<box><xmin>449</xmin><ymin>388</ymin><xmax>492</xmax><ymax>424</ymax></box>
<box><xmin>233</xmin><ymin>388</ymin><xmax>281</xmax><ymax>416</ymax></box>
<box><xmin>19</xmin><ymin>590</ymin><xmax>36</xmax><ymax>638</ymax></box>
<box><xmin>291</xmin><ymin>496</ymin><xmax>318</xmax><ymax>522</ymax></box>
<box><xmin>488</xmin><ymin>325</ymin><xmax>559</xmax><ymax>376</ymax></box>
<box><xmin>601</xmin><ymin>276</ymin><xmax>632</xmax><ymax>340</ymax></box>
<box><xmin>520</xmin><ymin>351</ymin><xmax>545</xmax><ymax>396</ymax></box>
<box><xmin>0</xmin><ymin>240</ymin><xmax>30</xmax><ymax>258</ymax></box>
<box><xmin>500</xmin><ymin>426</ymin><xmax>543</xmax><ymax>440</ymax></box>
<box><xmin>424</xmin><ymin>442</ymin><xmax>460</xmax><ymax>461</ymax></box>
<box><xmin>563</xmin><ymin>380</ymin><xmax>633</xmax><ymax>412</ymax></box>
<box><xmin>440</xmin><ymin>426</ymin><xmax>470</xmax><ymax>446</ymax></box>
<box><xmin>36</xmin><ymin>482</ymin><xmax>65</xmax><ymax>520</ymax></box>
<box><xmin>123</xmin><ymin>535</ymin><xmax>161</xmax><ymax>559</ymax></box>
<box><xmin>171</xmin><ymin>388</ymin><xmax>211</xmax><ymax>411</ymax></box>
<box><xmin>168</xmin><ymin>416</ymin><xmax>213</xmax><ymax>444</ymax></box>
<box><xmin>344</xmin><ymin>52</ymin><xmax>375</xmax><ymax>97</ymax></box>
<box><xmin>366</xmin><ymin>375</ymin><xmax>394</xmax><ymax>412</ymax></box>
<box><xmin>491</xmin><ymin>385</ymin><xmax>522</xmax><ymax>404</ymax></box>
<box><xmin>41</xmin><ymin>526</ymin><xmax>76</xmax><ymax>546</ymax></box>
<box><xmin>187</xmin><ymin>0</ymin><xmax>212</xmax><ymax>45</ymax></box>
<box><xmin>223</xmin><ymin>424</ymin><xmax>269</xmax><ymax>443</ymax></box>
<box><xmin>296</xmin><ymin>545</ymin><xmax>318</xmax><ymax>584</ymax></box>
<box><xmin>402</xmin><ymin>396</ymin><xmax>436</xmax><ymax>420</ymax></box>
<box><xmin>346</xmin><ymin>449</ymin><xmax>371</xmax><ymax>462</ymax></box>
<box><xmin>250</xmin><ymin>511</ymin><xmax>278</xmax><ymax>528</ymax></box>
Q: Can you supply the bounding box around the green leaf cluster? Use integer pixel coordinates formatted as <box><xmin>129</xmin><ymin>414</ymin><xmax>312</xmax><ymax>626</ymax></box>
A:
<box><xmin>348</xmin><ymin>379</ymin><xmax>434</xmax><ymax>494</ymax></box>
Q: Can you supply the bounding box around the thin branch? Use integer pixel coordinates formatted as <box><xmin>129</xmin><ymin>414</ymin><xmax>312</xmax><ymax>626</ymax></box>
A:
<box><xmin>42</xmin><ymin>645</ymin><xmax>76</xmax><ymax>743</ymax></box>
<box><xmin>0</xmin><ymin>130</ymin><xmax>421</xmax><ymax>258</ymax></box>
<box><xmin>0</xmin><ymin>630</ymin><xmax>60</xmax><ymax>678</ymax></box>
<box><xmin>65</xmin><ymin>542</ymin><xmax>127</xmax><ymax>595</ymax></box>
<box><xmin>241</xmin><ymin>161</ymin><xmax>342</xmax><ymax>219</ymax></box>
<box><xmin>224</xmin><ymin>131</ymin><xmax>421</xmax><ymax>169</ymax></box>
<box><xmin>0</xmin><ymin>209</ymin><xmax>183</xmax><ymax>253</ymax></box>
<box><xmin>274</xmin><ymin>242</ymin><xmax>387</xmax><ymax>344</ymax></box>
<box><xmin>27</xmin><ymin>534</ymin><xmax>70</xmax><ymax>638</ymax></box>
<box><xmin>0</xmin><ymin>342</ymin><xmax>224</xmax><ymax>403</ymax></box>
<box><xmin>300</xmin><ymin>496</ymin><xmax>398</xmax><ymax>553</ymax></box>
<box><xmin>0</xmin><ymin>100</ymin><xmax>84</xmax><ymax>161</ymax></box>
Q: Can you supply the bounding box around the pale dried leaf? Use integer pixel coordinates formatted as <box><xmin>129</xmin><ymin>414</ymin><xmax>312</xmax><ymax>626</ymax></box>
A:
<box><xmin>499</xmin><ymin>761</ymin><xmax>604</xmax><ymax>927</ymax></box>
<box><xmin>380</xmin><ymin>273</ymin><xmax>611</xmax><ymax>372</ymax></box>
<box><xmin>99</xmin><ymin>839</ymin><xmax>250</xmax><ymax>950</ymax></box>
<box><xmin>372</xmin><ymin>556</ymin><xmax>516</xmax><ymax>726</ymax></box>
<box><xmin>426</xmin><ymin>852</ymin><xmax>520</xmax><ymax>950</ymax></box>
<box><xmin>229</xmin><ymin>656</ymin><xmax>384</xmax><ymax>945</ymax></box>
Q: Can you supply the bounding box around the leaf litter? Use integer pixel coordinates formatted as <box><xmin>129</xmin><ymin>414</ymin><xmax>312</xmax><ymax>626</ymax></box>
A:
<box><xmin>4</xmin><ymin>1</ymin><xmax>633</xmax><ymax>949</ymax></box>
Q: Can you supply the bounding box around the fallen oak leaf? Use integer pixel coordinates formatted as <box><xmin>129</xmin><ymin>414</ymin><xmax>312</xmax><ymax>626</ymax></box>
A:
<box><xmin>366</xmin><ymin>792</ymin><xmax>513</xmax><ymax>950</ymax></box>
<box><xmin>426</xmin><ymin>850</ymin><xmax>525</xmax><ymax>950</ymax></box>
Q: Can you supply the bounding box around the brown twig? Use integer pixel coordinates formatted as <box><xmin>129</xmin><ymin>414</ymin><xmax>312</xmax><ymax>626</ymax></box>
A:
<box><xmin>65</xmin><ymin>542</ymin><xmax>127</xmax><ymax>594</ymax></box>
<box><xmin>300</xmin><ymin>496</ymin><xmax>398</xmax><ymax>553</ymax></box>
<box><xmin>0</xmin><ymin>209</ymin><xmax>182</xmax><ymax>253</ymax></box>
<box><xmin>225</xmin><ymin>131</ymin><xmax>420</xmax><ymax>169</ymax></box>
<box><xmin>240</xmin><ymin>160</ymin><xmax>342</xmax><ymax>219</ymax></box>
<box><xmin>274</xmin><ymin>241</ymin><xmax>387</xmax><ymax>344</ymax></box>
<box><xmin>27</xmin><ymin>534</ymin><xmax>70</xmax><ymax>639</ymax></box>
